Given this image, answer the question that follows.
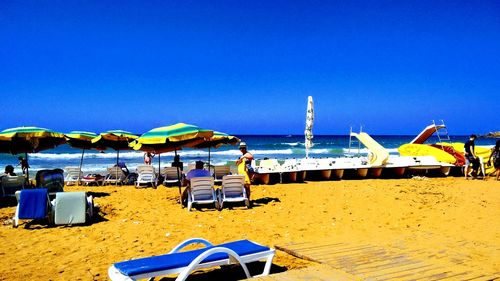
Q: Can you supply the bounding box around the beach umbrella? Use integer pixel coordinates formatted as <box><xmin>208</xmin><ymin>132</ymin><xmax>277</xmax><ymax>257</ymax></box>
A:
<box><xmin>193</xmin><ymin>131</ymin><xmax>240</xmax><ymax>170</ymax></box>
<box><xmin>131</xmin><ymin>123</ymin><xmax>214</xmax><ymax>200</ymax></box>
<box><xmin>0</xmin><ymin>126</ymin><xmax>67</xmax><ymax>182</ymax></box>
<box><xmin>65</xmin><ymin>131</ymin><xmax>105</xmax><ymax>184</ymax></box>
<box><xmin>92</xmin><ymin>130</ymin><xmax>138</xmax><ymax>167</ymax></box>
<box><xmin>305</xmin><ymin>96</ymin><xmax>314</xmax><ymax>158</ymax></box>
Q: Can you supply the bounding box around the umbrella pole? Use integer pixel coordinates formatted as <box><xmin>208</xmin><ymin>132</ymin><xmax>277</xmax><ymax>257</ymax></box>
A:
<box><xmin>208</xmin><ymin>147</ymin><xmax>211</xmax><ymax>173</ymax></box>
<box><xmin>25</xmin><ymin>152</ymin><xmax>30</xmax><ymax>185</ymax></box>
<box><xmin>79</xmin><ymin>149</ymin><xmax>85</xmax><ymax>186</ymax></box>
<box><xmin>174</xmin><ymin>149</ymin><xmax>182</xmax><ymax>204</ymax></box>
<box><xmin>158</xmin><ymin>153</ymin><xmax>161</xmax><ymax>184</ymax></box>
<box><xmin>116</xmin><ymin>150</ymin><xmax>119</xmax><ymax>186</ymax></box>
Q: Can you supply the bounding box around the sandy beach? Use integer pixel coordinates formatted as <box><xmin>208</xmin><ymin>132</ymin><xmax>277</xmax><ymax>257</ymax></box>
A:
<box><xmin>0</xmin><ymin>177</ymin><xmax>499</xmax><ymax>280</ymax></box>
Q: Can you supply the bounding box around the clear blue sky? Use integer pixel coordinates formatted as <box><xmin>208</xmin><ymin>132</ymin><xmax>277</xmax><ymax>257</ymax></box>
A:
<box><xmin>1</xmin><ymin>1</ymin><xmax>499</xmax><ymax>135</ymax></box>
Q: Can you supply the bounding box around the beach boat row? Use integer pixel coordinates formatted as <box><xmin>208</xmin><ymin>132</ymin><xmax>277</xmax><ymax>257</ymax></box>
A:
<box><xmin>251</xmin><ymin>154</ymin><xmax>454</xmax><ymax>185</ymax></box>
<box><xmin>250</xmin><ymin>127</ymin><xmax>458</xmax><ymax>185</ymax></box>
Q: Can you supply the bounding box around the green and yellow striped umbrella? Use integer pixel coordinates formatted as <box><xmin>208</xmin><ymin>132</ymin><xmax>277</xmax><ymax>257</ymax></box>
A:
<box><xmin>65</xmin><ymin>131</ymin><xmax>106</xmax><ymax>183</ymax></box>
<box><xmin>193</xmin><ymin>131</ymin><xmax>240</xmax><ymax>149</ymax></box>
<box><xmin>0</xmin><ymin>126</ymin><xmax>66</xmax><ymax>154</ymax></box>
<box><xmin>0</xmin><ymin>126</ymin><xmax>67</xmax><ymax>181</ymax></box>
<box><xmin>132</xmin><ymin>123</ymin><xmax>213</xmax><ymax>199</ymax></box>
<box><xmin>92</xmin><ymin>130</ymin><xmax>138</xmax><ymax>168</ymax></box>
<box><xmin>131</xmin><ymin>123</ymin><xmax>213</xmax><ymax>153</ymax></box>
<box><xmin>66</xmin><ymin>131</ymin><xmax>105</xmax><ymax>150</ymax></box>
<box><xmin>193</xmin><ymin>131</ymin><xmax>240</xmax><ymax>171</ymax></box>
<box><xmin>92</xmin><ymin>130</ymin><xmax>138</xmax><ymax>151</ymax></box>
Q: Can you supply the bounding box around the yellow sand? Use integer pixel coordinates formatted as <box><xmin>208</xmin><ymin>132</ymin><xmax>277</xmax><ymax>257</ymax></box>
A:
<box><xmin>0</xmin><ymin>177</ymin><xmax>499</xmax><ymax>280</ymax></box>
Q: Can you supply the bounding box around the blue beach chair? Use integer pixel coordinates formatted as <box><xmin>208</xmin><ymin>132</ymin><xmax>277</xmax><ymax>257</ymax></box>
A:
<box><xmin>108</xmin><ymin>238</ymin><xmax>275</xmax><ymax>281</ymax></box>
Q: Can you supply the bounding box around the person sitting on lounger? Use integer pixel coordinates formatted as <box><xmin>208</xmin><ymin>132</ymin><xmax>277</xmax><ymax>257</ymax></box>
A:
<box><xmin>181</xmin><ymin>161</ymin><xmax>211</xmax><ymax>206</ymax></box>
<box><xmin>3</xmin><ymin>165</ymin><xmax>16</xmax><ymax>176</ymax></box>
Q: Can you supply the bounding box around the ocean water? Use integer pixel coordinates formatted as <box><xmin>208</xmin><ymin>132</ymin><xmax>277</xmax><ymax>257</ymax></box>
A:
<box><xmin>0</xmin><ymin>135</ymin><xmax>496</xmax><ymax>176</ymax></box>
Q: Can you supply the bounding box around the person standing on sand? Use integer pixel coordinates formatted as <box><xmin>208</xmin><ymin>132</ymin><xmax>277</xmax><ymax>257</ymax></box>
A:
<box><xmin>488</xmin><ymin>140</ymin><xmax>500</xmax><ymax>181</ymax></box>
<box><xmin>236</xmin><ymin>142</ymin><xmax>254</xmax><ymax>201</ymax></box>
<box><xmin>18</xmin><ymin>156</ymin><xmax>29</xmax><ymax>175</ymax></box>
<box><xmin>464</xmin><ymin>134</ymin><xmax>479</xmax><ymax>179</ymax></box>
<box><xmin>143</xmin><ymin>152</ymin><xmax>155</xmax><ymax>165</ymax></box>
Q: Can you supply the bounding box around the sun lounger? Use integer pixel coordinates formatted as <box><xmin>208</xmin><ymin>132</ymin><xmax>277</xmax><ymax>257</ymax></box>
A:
<box><xmin>218</xmin><ymin>175</ymin><xmax>249</xmax><ymax>209</ymax></box>
<box><xmin>213</xmin><ymin>165</ymin><xmax>231</xmax><ymax>185</ymax></box>
<box><xmin>13</xmin><ymin>189</ymin><xmax>52</xmax><ymax>227</ymax></box>
<box><xmin>1</xmin><ymin>175</ymin><xmax>26</xmax><ymax>197</ymax></box>
<box><xmin>108</xmin><ymin>238</ymin><xmax>275</xmax><ymax>281</ymax></box>
<box><xmin>161</xmin><ymin>167</ymin><xmax>183</xmax><ymax>186</ymax></box>
<box><xmin>64</xmin><ymin>166</ymin><xmax>83</xmax><ymax>186</ymax></box>
<box><xmin>103</xmin><ymin>166</ymin><xmax>127</xmax><ymax>185</ymax></box>
<box><xmin>53</xmin><ymin>191</ymin><xmax>93</xmax><ymax>225</ymax></box>
<box><xmin>81</xmin><ymin>173</ymin><xmax>104</xmax><ymax>186</ymax></box>
<box><xmin>135</xmin><ymin>165</ymin><xmax>157</xmax><ymax>188</ymax></box>
<box><xmin>36</xmin><ymin>169</ymin><xmax>65</xmax><ymax>194</ymax></box>
<box><xmin>187</xmin><ymin>177</ymin><xmax>218</xmax><ymax>211</ymax></box>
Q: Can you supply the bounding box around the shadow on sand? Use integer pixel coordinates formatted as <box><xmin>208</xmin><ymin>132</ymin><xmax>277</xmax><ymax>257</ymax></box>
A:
<box><xmin>159</xmin><ymin>261</ymin><xmax>288</xmax><ymax>281</ymax></box>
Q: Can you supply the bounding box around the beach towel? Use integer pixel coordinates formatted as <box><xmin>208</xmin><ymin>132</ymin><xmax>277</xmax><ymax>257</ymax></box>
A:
<box><xmin>18</xmin><ymin>189</ymin><xmax>48</xmax><ymax>219</ymax></box>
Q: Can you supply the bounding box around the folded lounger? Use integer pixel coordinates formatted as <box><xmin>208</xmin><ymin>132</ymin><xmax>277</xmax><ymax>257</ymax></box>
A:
<box><xmin>13</xmin><ymin>189</ymin><xmax>51</xmax><ymax>227</ymax></box>
<box><xmin>108</xmin><ymin>238</ymin><xmax>275</xmax><ymax>281</ymax></box>
<box><xmin>53</xmin><ymin>191</ymin><xmax>94</xmax><ymax>225</ymax></box>
<box><xmin>14</xmin><ymin>190</ymin><xmax>94</xmax><ymax>227</ymax></box>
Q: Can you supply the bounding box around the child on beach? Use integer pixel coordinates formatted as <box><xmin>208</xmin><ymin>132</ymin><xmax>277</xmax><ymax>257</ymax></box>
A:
<box><xmin>18</xmin><ymin>157</ymin><xmax>29</xmax><ymax>175</ymax></box>
<box><xmin>488</xmin><ymin>140</ymin><xmax>500</xmax><ymax>181</ymax></box>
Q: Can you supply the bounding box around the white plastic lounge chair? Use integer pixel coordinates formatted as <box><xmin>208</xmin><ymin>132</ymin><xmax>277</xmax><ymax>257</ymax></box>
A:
<box><xmin>13</xmin><ymin>189</ymin><xmax>52</xmax><ymax>228</ymax></box>
<box><xmin>213</xmin><ymin>165</ymin><xmax>231</xmax><ymax>185</ymax></box>
<box><xmin>1</xmin><ymin>175</ymin><xmax>26</xmax><ymax>197</ymax></box>
<box><xmin>53</xmin><ymin>191</ymin><xmax>94</xmax><ymax>225</ymax></box>
<box><xmin>219</xmin><ymin>175</ymin><xmax>249</xmax><ymax>210</ymax></box>
<box><xmin>64</xmin><ymin>166</ymin><xmax>83</xmax><ymax>186</ymax></box>
<box><xmin>103</xmin><ymin>166</ymin><xmax>127</xmax><ymax>185</ymax></box>
<box><xmin>187</xmin><ymin>177</ymin><xmax>218</xmax><ymax>211</ymax></box>
<box><xmin>161</xmin><ymin>167</ymin><xmax>183</xmax><ymax>186</ymax></box>
<box><xmin>135</xmin><ymin>165</ymin><xmax>157</xmax><ymax>189</ymax></box>
<box><xmin>108</xmin><ymin>238</ymin><xmax>275</xmax><ymax>281</ymax></box>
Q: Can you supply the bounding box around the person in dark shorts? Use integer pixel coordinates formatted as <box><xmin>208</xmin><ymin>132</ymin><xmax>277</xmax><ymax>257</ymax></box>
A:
<box><xmin>464</xmin><ymin>134</ymin><xmax>479</xmax><ymax>179</ymax></box>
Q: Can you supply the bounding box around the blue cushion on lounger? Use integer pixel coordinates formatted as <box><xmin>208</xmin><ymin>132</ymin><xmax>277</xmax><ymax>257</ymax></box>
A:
<box><xmin>114</xmin><ymin>239</ymin><xmax>270</xmax><ymax>277</ymax></box>
<box><xmin>18</xmin><ymin>189</ymin><xmax>48</xmax><ymax>219</ymax></box>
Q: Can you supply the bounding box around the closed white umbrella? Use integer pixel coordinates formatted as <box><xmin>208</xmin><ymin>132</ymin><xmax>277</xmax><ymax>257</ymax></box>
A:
<box><xmin>305</xmin><ymin>96</ymin><xmax>314</xmax><ymax>158</ymax></box>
